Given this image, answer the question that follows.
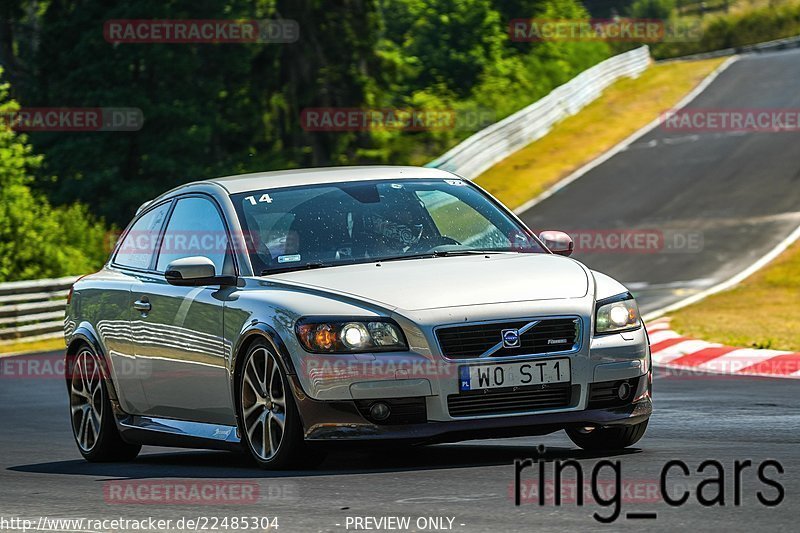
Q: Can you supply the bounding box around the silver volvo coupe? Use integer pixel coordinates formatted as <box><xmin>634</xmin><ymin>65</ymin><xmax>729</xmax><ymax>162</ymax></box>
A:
<box><xmin>64</xmin><ymin>166</ymin><xmax>651</xmax><ymax>469</ymax></box>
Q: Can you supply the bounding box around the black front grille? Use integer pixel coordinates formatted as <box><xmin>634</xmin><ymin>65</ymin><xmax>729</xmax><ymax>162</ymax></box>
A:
<box><xmin>447</xmin><ymin>383</ymin><xmax>572</xmax><ymax>417</ymax></box>
<box><xmin>436</xmin><ymin>318</ymin><xmax>579</xmax><ymax>359</ymax></box>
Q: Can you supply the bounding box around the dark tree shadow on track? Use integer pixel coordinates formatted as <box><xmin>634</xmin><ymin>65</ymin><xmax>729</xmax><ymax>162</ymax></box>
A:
<box><xmin>8</xmin><ymin>443</ymin><xmax>641</xmax><ymax>480</ymax></box>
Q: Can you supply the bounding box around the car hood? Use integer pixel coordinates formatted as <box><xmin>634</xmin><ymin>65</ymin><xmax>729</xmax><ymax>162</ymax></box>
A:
<box><xmin>269</xmin><ymin>253</ymin><xmax>589</xmax><ymax>311</ymax></box>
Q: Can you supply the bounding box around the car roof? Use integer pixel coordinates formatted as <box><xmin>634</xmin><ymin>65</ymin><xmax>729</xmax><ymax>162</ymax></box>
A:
<box><xmin>206</xmin><ymin>165</ymin><xmax>454</xmax><ymax>194</ymax></box>
<box><xmin>138</xmin><ymin>166</ymin><xmax>459</xmax><ymax>212</ymax></box>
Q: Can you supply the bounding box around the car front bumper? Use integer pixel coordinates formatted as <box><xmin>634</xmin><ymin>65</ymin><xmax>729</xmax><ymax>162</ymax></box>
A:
<box><xmin>290</xmin><ymin>372</ymin><xmax>652</xmax><ymax>444</ymax></box>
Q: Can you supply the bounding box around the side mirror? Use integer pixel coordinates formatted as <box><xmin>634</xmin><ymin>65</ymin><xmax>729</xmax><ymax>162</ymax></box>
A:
<box><xmin>539</xmin><ymin>230</ymin><xmax>574</xmax><ymax>257</ymax></box>
<box><xmin>165</xmin><ymin>256</ymin><xmax>236</xmax><ymax>286</ymax></box>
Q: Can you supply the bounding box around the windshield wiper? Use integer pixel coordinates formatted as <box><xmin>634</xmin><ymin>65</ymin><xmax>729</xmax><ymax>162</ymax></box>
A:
<box><xmin>432</xmin><ymin>249</ymin><xmax>516</xmax><ymax>257</ymax></box>
<box><xmin>375</xmin><ymin>253</ymin><xmax>437</xmax><ymax>263</ymax></box>
<box><xmin>261</xmin><ymin>250</ymin><xmax>522</xmax><ymax>273</ymax></box>
<box><xmin>260</xmin><ymin>262</ymin><xmax>329</xmax><ymax>275</ymax></box>
<box><xmin>376</xmin><ymin>250</ymin><xmax>515</xmax><ymax>263</ymax></box>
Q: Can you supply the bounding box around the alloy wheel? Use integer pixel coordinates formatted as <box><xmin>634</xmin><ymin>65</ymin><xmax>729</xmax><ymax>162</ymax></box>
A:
<box><xmin>69</xmin><ymin>350</ymin><xmax>104</xmax><ymax>452</ymax></box>
<box><xmin>241</xmin><ymin>347</ymin><xmax>287</xmax><ymax>461</ymax></box>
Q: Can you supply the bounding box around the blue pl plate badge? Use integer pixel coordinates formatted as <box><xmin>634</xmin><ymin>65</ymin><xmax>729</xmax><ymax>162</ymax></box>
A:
<box><xmin>459</xmin><ymin>366</ymin><xmax>471</xmax><ymax>391</ymax></box>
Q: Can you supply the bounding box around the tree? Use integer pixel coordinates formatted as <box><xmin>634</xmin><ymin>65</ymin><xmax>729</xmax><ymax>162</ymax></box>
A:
<box><xmin>0</xmin><ymin>68</ymin><xmax>107</xmax><ymax>282</ymax></box>
<box><xmin>17</xmin><ymin>0</ymin><xmax>389</xmax><ymax>223</ymax></box>
<box><xmin>4</xmin><ymin>0</ymin><xmax>616</xmax><ymax>227</ymax></box>
<box><xmin>380</xmin><ymin>0</ymin><xmax>507</xmax><ymax>98</ymax></box>
<box><xmin>26</xmin><ymin>0</ymin><xmax>265</xmax><ymax>224</ymax></box>
<box><xmin>263</xmin><ymin>0</ymin><xmax>386</xmax><ymax>166</ymax></box>
<box><xmin>628</xmin><ymin>0</ymin><xmax>677</xmax><ymax>20</ymax></box>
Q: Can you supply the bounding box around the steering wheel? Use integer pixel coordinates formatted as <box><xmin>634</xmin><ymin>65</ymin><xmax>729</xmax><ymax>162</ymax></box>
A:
<box><xmin>413</xmin><ymin>236</ymin><xmax>463</xmax><ymax>254</ymax></box>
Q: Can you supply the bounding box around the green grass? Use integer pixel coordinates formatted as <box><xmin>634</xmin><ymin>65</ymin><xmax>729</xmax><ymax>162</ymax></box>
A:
<box><xmin>0</xmin><ymin>337</ymin><xmax>65</xmax><ymax>356</ymax></box>
<box><xmin>670</xmin><ymin>240</ymin><xmax>800</xmax><ymax>351</ymax></box>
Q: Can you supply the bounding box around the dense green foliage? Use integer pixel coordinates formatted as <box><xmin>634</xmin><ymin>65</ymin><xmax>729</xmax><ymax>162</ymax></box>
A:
<box><xmin>628</xmin><ymin>0</ymin><xmax>676</xmax><ymax>20</ymax></box>
<box><xmin>2</xmin><ymin>0</ymin><xmax>610</xmax><ymax>227</ymax></box>
<box><xmin>0</xmin><ymin>71</ymin><xmax>108</xmax><ymax>282</ymax></box>
<box><xmin>602</xmin><ymin>1</ymin><xmax>800</xmax><ymax>58</ymax></box>
<box><xmin>651</xmin><ymin>2</ymin><xmax>800</xmax><ymax>58</ymax></box>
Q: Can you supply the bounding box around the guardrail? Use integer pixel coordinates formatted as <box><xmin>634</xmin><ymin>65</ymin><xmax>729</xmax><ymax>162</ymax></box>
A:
<box><xmin>427</xmin><ymin>45</ymin><xmax>651</xmax><ymax>179</ymax></box>
<box><xmin>0</xmin><ymin>276</ymin><xmax>79</xmax><ymax>346</ymax></box>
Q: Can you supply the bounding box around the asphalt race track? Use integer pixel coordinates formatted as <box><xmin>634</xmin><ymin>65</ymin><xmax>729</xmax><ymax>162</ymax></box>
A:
<box><xmin>2</xmin><ymin>49</ymin><xmax>800</xmax><ymax>532</ymax></box>
<box><xmin>518</xmin><ymin>49</ymin><xmax>800</xmax><ymax>313</ymax></box>
<box><xmin>1</xmin><ymin>360</ymin><xmax>798</xmax><ymax>532</ymax></box>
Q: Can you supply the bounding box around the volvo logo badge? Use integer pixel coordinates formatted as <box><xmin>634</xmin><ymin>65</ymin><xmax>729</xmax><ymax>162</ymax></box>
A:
<box><xmin>501</xmin><ymin>329</ymin><xmax>521</xmax><ymax>348</ymax></box>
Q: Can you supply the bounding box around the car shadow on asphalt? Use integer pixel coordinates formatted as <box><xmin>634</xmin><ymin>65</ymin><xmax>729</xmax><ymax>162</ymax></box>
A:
<box><xmin>8</xmin><ymin>443</ymin><xmax>641</xmax><ymax>480</ymax></box>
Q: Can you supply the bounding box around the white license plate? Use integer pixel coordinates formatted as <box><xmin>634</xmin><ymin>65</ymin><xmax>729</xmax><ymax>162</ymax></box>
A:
<box><xmin>458</xmin><ymin>358</ymin><xmax>570</xmax><ymax>392</ymax></box>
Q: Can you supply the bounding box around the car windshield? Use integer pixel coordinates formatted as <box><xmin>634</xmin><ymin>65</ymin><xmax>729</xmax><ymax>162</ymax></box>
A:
<box><xmin>231</xmin><ymin>178</ymin><xmax>546</xmax><ymax>274</ymax></box>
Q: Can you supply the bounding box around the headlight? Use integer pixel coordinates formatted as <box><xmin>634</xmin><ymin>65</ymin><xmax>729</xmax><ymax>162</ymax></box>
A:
<box><xmin>595</xmin><ymin>293</ymin><xmax>641</xmax><ymax>335</ymax></box>
<box><xmin>295</xmin><ymin>318</ymin><xmax>408</xmax><ymax>353</ymax></box>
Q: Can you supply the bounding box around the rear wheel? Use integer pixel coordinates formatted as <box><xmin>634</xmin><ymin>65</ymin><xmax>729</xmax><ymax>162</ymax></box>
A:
<box><xmin>238</xmin><ymin>340</ymin><xmax>314</xmax><ymax>469</ymax></box>
<box><xmin>566</xmin><ymin>420</ymin><xmax>648</xmax><ymax>451</ymax></box>
<box><xmin>68</xmin><ymin>346</ymin><xmax>141</xmax><ymax>462</ymax></box>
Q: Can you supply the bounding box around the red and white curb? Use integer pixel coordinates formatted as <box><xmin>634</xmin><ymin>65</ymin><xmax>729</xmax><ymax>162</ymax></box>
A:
<box><xmin>646</xmin><ymin>319</ymin><xmax>800</xmax><ymax>379</ymax></box>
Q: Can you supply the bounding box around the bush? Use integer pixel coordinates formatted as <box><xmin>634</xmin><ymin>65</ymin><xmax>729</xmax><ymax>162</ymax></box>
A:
<box><xmin>0</xmin><ymin>70</ymin><xmax>109</xmax><ymax>282</ymax></box>
<box><xmin>652</xmin><ymin>3</ymin><xmax>800</xmax><ymax>59</ymax></box>
<box><xmin>628</xmin><ymin>0</ymin><xmax>676</xmax><ymax>20</ymax></box>
<box><xmin>374</xmin><ymin>0</ymin><xmax>612</xmax><ymax>163</ymax></box>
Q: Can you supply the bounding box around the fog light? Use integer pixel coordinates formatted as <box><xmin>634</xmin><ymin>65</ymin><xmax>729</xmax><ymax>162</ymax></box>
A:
<box><xmin>617</xmin><ymin>381</ymin><xmax>631</xmax><ymax>400</ymax></box>
<box><xmin>369</xmin><ymin>402</ymin><xmax>391</xmax><ymax>421</ymax></box>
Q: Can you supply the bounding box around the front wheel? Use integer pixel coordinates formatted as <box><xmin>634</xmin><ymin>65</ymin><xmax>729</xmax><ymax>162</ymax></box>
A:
<box><xmin>68</xmin><ymin>346</ymin><xmax>141</xmax><ymax>462</ymax></box>
<box><xmin>238</xmin><ymin>341</ymin><xmax>311</xmax><ymax>469</ymax></box>
<box><xmin>566</xmin><ymin>420</ymin><xmax>648</xmax><ymax>451</ymax></box>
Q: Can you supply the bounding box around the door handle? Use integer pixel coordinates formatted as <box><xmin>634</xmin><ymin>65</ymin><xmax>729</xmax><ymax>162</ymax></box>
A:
<box><xmin>133</xmin><ymin>298</ymin><xmax>151</xmax><ymax>312</ymax></box>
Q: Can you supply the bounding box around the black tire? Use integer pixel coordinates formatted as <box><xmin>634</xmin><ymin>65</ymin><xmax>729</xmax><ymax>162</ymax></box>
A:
<box><xmin>68</xmin><ymin>346</ymin><xmax>141</xmax><ymax>462</ymax></box>
<box><xmin>237</xmin><ymin>339</ymin><xmax>320</xmax><ymax>469</ymax></box>
<box><xmin>566</xmin><ymin>420</ymin><xmax>648</xmax><ymax>451</ymax></box>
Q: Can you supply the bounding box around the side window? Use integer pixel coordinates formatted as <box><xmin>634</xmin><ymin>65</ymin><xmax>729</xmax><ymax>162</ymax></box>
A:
<box><xmin>114</xmin><ymin>202</ymin><xmax>171</xmax><ymax>270</ymax></box>
<box><xmin>156</xmin><ymin>197</ymin><xmax>230</xmax><ymax>275</ymax></box>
